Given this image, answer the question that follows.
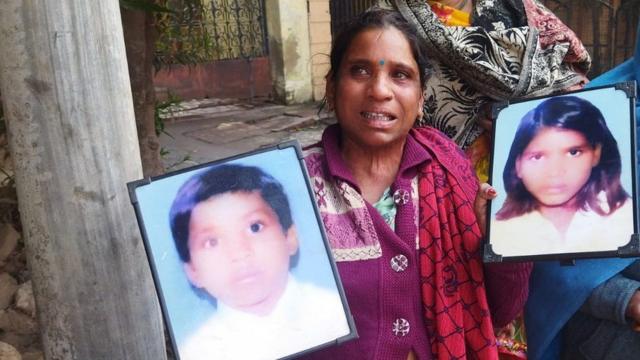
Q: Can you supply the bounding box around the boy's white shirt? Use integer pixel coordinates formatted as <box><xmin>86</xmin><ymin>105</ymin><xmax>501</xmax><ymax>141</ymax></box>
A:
<box><xmin>179</xmin><ymin>275</ymin><xmax>350</xmax><ymax>360</ymax></box>
<box><xmin>490</xmin><ymin>195</ymin><xmax>634</xmax><ymax>257</ymax></box>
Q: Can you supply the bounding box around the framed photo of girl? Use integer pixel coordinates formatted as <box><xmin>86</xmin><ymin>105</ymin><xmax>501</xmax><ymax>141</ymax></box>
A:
<box><xmin>127</xmin><ymin>141</ymin><xmax>357</xmax><ymax>360</ymax></box>
<box><xmin>484</xmin><ymin>82</ymin><xmax>640</xmax><ymax>262</ymax></box>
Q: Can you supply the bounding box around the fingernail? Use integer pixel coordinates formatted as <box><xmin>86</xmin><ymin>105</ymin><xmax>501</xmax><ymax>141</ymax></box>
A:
<box><xmin>486</xmin><ymin>187</ymin><xmax>497</xmax><ymax>196</ymax></box>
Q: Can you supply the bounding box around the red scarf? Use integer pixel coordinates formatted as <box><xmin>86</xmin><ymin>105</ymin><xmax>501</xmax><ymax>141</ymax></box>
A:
<box><xmin>412</xmin><ymin>128</ymin><xmax>497</xmax><ymax>359</ymax></box>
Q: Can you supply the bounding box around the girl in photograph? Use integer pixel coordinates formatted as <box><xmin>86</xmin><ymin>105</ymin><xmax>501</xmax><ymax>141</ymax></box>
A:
<box><xmin>491</xmin><ymin>95</ymin><xmax>634</xmax><ymax>256</ymax></box>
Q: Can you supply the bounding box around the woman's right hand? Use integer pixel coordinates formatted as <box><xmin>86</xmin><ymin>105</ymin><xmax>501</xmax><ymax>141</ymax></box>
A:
<box><xmin>474</xmin><ymin>183</ymin><xmax>497</xmax><ymax>237</ymax></box>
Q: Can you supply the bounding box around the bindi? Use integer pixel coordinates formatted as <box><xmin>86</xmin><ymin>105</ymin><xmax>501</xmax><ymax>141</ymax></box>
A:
<box><xmin>379</xmin><ymin>59</ymin><xmax>385</xmax><ymax>66</ymax></box>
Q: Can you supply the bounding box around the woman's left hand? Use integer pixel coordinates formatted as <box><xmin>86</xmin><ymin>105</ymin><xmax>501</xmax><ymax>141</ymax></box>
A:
<box><xmin>474</xmin><ymin>183</ymin><xmax>497</xmax><ymax>236</ymax></box>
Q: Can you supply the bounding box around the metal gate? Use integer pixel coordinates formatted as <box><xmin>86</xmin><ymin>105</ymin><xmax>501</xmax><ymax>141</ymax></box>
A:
<box><xmin>542</xmin><ymin>0</ymin><xmax>640</xmax><ymax>77</ymax></box>
<box><xmin>156</xmin><ymin>0</ymin><xmax>269</xmax><ymax>64</ymax></box>
<box><xmin>329</xmin><ymin>0</ymin><xmax>377</xmax><ymax>35</ymax></box>
<box><xmin>153</xmin><ymin>0</ymin><xmax>272</xmax><ymax>100</ymax></box>
<box><xmin>207</xmin><ymin>0</ymin><xmax>269</xmax><ymax>60</ymax></box>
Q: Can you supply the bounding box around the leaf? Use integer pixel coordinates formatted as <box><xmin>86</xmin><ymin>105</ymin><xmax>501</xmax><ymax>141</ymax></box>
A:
<box><xmin>120</xmin><ymin>0</ymin><xmax>173</xmax><ymax>13</ymax></box>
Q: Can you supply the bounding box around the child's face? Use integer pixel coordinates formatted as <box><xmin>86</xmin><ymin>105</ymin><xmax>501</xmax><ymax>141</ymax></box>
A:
<box><xmin>516</xmin><ymin>127</ymin><xmax>601</xmax><ymax>209</ymax></box>
<box><xmin>184</xmin><ymin>191</ymin><xmax>298</xmax><ymax>314</ymax></box>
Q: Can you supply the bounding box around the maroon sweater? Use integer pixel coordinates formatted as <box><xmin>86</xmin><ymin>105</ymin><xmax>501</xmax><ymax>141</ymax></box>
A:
<box><xmin>302</xmin><ymin>125</ymin><xmax>532</xmax><ymax>359</ymax></box>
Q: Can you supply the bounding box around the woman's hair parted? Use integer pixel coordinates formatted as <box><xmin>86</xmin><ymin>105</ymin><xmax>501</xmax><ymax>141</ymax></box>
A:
<box><xmin>496</xmin><ymin>95</ymin><xmax>629</xmax><ymax>220</ymax></box>
<box><xmin>326</xmin><ymin>8</ymin><xmax>430</xmax><ymax>89</ymax></box>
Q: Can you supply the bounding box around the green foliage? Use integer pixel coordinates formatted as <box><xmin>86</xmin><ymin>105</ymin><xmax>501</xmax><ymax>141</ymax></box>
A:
<box><xmin>118</xmin><ymin>0</ymin><xmax>215</xmax><ymax>69</ymax></box>
<box><xmin>154</xmin><ymin>92</ymin><xmax>182</xmax><ymax>137</ymax></box>
<box><xmin>153</xmin><ymin>0</ymin><xmax>215</xmax><ymax>69</ymax></box>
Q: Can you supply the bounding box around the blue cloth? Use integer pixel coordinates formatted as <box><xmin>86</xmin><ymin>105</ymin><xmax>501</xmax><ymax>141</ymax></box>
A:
<box><xmin>525</xmin><ymin>23</ymin><xmax>640</xmax><ymax>360</ymax></box>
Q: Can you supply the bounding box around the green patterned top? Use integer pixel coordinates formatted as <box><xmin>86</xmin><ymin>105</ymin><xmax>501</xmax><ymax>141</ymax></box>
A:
<box><xmin>373</xmin><ymin>188</ymin><xmax>396</xmax><ymax>231</ymax></box>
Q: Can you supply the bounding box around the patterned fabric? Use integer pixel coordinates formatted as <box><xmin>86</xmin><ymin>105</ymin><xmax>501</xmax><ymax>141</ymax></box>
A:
<box><xmin>463</xmin><ymin>131</ymin><xmax>491</xmax><ymax>183</ymax></box>
<box><xmin>427</xmin><ymin>1</ymin><xmax>470</xmax><ymax>26</ymax></box>
<box><xmin>305</xmin><ymin>146</ymin><xmax>385</xmax><ymax>262</ymax></box>
<box><xmin>372</xmin><ymin>188</ymin><xmax>397</xmax><ymax>230</ymax></box>
<box><xmin>496</xmin><ymin>316</ymin><xmax>528</xmax><ymax>359</ymax></box>
<box><xmin>522</xmin><ymin>0</ymin><xmax>590</xmax><ymax>73</ymax></box>
<box><xmin>412</xmin><ymin>128</ymin><xmax>498</xmax><ymax>359</ymax></box>
<box><xmin>378</xmin><ymin>0</ymin><xmax>591</xmax><ymax>148</ymax></box>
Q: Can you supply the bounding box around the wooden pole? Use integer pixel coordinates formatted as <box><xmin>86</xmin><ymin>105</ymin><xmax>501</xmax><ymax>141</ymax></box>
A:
<box><xmin>0</xmin><ymin>0</ymin><xmax>166</xmax><ymax>358</ymax></box>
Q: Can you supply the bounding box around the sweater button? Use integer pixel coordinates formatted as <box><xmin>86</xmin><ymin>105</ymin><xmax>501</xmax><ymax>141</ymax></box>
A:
<box><xmin>392</xmin><ymin>189</ymin><xmax>410</xmax><ymax>205</ymax></box>
<box><xmin>392</xmin><ymin>318</ymin><xmax>410</xmax><ymax>336</ymax></box>
<box><xmin>390</xmin><ymin>254</ymin><xmax>408</xmax><ymax>272</ymax></box>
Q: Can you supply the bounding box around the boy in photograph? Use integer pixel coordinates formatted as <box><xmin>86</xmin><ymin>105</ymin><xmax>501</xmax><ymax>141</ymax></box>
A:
<box><xmin>169</xmin><ymin>164</ymin><xmax>349</xmax><ymax>360</ymax></box>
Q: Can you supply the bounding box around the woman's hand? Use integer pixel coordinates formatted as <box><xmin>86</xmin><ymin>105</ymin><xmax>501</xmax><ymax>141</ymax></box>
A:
<box><xmin>474</xmin><ymin>183</ymin><xmax>497</xmax><ymax>236</ymax></box>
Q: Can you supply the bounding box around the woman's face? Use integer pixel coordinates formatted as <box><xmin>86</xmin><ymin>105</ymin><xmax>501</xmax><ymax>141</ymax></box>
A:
<box><xmin>515</xmin><ymin>127</ymin><xmax>601</xmax><ymax>209</ymax></box>
<box><xmin>327</xmin><ymin>26</ymin><xmax>424</xmax><ymax>150</ymax></box>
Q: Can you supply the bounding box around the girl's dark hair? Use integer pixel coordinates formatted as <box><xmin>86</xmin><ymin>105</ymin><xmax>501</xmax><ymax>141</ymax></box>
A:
<box><xmin>327</xmin><ymin>8</ymin><xmax>430</xmax><ymax>89</ymax></box>
<box><xmin>496</xmin><ymin>95</ymin><xmax>629</xmax><ymax>220</ymax></box>
<box><xmin>169</xmin><ymin>164</ymin><xmax>293</xmax><ymax>263</ymax></box>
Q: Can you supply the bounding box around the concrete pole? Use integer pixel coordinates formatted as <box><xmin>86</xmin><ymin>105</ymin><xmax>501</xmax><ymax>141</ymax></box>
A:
<box><xmin>0</xmin><ymin>1</ymin><xmax>166</xmax><ymax>359</ymax></box>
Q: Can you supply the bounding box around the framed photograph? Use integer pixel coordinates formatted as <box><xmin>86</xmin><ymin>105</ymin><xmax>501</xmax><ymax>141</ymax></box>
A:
<box><xmin>484</xmin><ymin>82</ymin><xmax>640</xmax><ymax>262</ymax></box>
<box><xmin>128</xmin><ymin>141</ymin><xmax>357</xmax><ymax>360</ymax></box>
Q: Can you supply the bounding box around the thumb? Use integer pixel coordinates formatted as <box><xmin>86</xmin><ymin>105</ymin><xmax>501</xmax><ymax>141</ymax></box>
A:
<box><xmin>474</xmin><ymin>183</ymin><xmax>497</xmax><ymax>236</ymax></box>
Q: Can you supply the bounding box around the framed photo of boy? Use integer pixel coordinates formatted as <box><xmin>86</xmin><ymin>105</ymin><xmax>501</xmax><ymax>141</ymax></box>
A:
<box><xmin>485</xmin><ymin>82</ymin><xmax>640</xmax><ymax>262</ymax></box>
<box><xmin>128</xmin><ymin>141</ymin><xmax>357</xmax><ymax>360</ymax></box>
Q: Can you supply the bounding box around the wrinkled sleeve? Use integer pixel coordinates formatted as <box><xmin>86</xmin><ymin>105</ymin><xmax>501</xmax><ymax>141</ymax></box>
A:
<box><xmin>484</xmin><ymin>262</ymin><xmax>533</xmax><ymax>328</ymax></box>
<box><xmin>580</xmin><ymin>273</ymin><xmax>640</xmax><ymax>325</ymax></box>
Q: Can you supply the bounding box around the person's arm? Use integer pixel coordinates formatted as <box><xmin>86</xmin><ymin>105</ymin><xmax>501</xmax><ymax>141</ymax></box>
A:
<box><xmin>580</xmin><ymin>272</ymin><xmax>640</xmax><ymax>325</ymax></box>
<box><xmin>484</xmin><ymin>262</ymin><xmax>533</xmax><ymax>328</ymax></box>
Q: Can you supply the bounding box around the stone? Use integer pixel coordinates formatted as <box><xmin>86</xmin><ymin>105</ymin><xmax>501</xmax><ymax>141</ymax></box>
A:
<box><xmin>0</xmin><ymin>309</ymin><xmax>38</xmax><ymax>335</ymax></box>
<box><xmin>14</xmin><ymin>281</ymin><xmax>35</xmax><ymax>318</ymax></box>
<box><xmin>0</xmin><ymin>332</ymin><xmax>38</xmax><ymax>353</ymax></box>
<box><xmin>0</xmin><ymin>341</ymin><xmax>21</xmax><ymax>360</ymax></box>
<box><xmin>0</xmin><ymin>273</ymin><xmax>18</xmax><ymax>310</ymax></box>
<box><xmin>22</xmin><ymin>351</ymin><xmax>44</xmax><ymax>360</ymax></box>
<box><xmin>0</xmin><ymin>224</ymin><xmax>19</xmax><ymax>263</ymax></box>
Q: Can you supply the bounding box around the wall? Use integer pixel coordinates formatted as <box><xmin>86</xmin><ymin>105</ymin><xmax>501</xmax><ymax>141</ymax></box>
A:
<box><xmin>154</xmin><ymin>57</ymin><xmax>272</xmax><ymax>100</ymax></box>
<box><xmin>265</xmin><ymin>0</ymin><xmax>313</xmax><ymax>104</ymax></box>
<box><xmin>308</xmin><ymin>0</ymin><xmax>332</xmax><ymax>101</ymax></box>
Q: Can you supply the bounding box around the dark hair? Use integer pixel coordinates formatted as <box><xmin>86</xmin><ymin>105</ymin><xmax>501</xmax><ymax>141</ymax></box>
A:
<box><xmin>326</xmin><ymin>8</ymin><xmax>430</xmax><ymax>89</ymax></box>
<box><xmin>169</xmin><ymin>164</ymin><xmax>293</xmax><ymax>263</ymax></box>
<box><xmin>496</xmin><ymin>96</ymin><xmax>629</xmax><ymax>220</ymax></box>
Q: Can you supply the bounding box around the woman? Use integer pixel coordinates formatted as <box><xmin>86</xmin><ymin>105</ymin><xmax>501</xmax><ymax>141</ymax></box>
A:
<box><xmin>302</xmin><ymin>8</ymin><xmax>531</xmax><ymax>359</ymax></box>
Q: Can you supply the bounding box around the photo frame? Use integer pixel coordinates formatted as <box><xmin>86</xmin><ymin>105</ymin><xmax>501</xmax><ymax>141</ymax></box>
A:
<box><xmin>484</xmin><ymin>82</ymin><xmax>640</xmax><ymax>262</ymax></box>
<box><xmin>128</xmin><ymin>141</ymin><xmax>357</xmax><ymax>360</ymax></box>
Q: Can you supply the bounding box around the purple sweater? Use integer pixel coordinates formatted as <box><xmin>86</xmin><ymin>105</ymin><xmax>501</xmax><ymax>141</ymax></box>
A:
<box><xmin>302</xmin><ymin>125</ymin><xmax>532</xmax><ymax>359</ymax></box>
